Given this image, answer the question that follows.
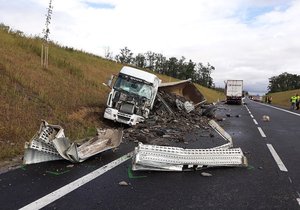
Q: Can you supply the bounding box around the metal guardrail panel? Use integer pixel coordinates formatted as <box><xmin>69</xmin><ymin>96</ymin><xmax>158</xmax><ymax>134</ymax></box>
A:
<box><xmin>133</xmin><ymin>143</ymin><xmax>248</xmax><ymax>171</ymax></box>
<box><xmin>209</xmin><ymin>120</ymin><xmax>233</xmax><ymax>149</ymax></box>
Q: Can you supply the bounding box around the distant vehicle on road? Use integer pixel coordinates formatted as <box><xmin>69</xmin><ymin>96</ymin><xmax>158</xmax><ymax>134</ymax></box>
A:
<box><xmin>225</xmin><ymin>80</ymin><xmax>243</xmax><ymax>104</ymax></box>
<box><xmin>250</xmin><ymin>95</ymin><xmax>263</xmax><ymax>102</ymax></box>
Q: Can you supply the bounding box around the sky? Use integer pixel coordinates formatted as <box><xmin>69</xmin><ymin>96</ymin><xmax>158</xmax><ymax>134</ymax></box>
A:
<box><xmin>1</xmin><ymin>0</ymin><xmax>300</xmax><ymax>95</ymax></box>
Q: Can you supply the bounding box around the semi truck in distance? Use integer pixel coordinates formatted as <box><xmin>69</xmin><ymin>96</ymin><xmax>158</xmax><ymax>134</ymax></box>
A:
<box><xmin>104</xmin><ymin>66</ymin><xmax>161</xmax><ymax>126</ymax></box>
<box><xmin>225</xmin><ymin>80</ymin><xmax>243</xmax><ymax>104</ymax></box>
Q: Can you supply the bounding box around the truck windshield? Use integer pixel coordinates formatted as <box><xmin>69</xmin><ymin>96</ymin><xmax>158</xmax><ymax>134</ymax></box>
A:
<box><xmin>114</xmin><ymin>76</ymin><xmax>153</xmax><ymax>99</ymax></box>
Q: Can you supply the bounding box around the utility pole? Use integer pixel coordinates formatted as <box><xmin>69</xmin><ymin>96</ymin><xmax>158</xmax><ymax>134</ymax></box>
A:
<box><xmin>41</xmin><ymin>0</ymin><xmax>53</xmax><ymax>69</ymax></box>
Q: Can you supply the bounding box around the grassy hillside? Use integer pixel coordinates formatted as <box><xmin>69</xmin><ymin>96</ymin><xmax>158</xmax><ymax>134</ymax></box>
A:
<box><xmin>266</xmin><ymin>89</ymin><xmax>300</xmax><ymax>108</ymax></box>
<box><xmin>0</xmin><ymin>27</ymin><xmax>224</xmax><ymax>161</ymax></box>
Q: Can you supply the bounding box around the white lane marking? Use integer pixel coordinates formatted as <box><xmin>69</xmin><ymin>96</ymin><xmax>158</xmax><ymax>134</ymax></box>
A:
<box><xmin>253</xmin><ymin>101</ymin><xmax>300</xmax><ymax>117</ymax></box>
<box><xmin>253</xmin><ymin>119</ymin><xmax>258</xmax><ymax>125</ymax></box>
<box><xmin>266</xmin><ymin>144</ymin><xmax>288</xmax><ymax>172</ymax></box>
<box><xmin>257</xmin><ymin>127</ymin><xmax>266</xmax><ymax>137</ymax></box>
<box><xmin>250</xmin><ymin>114</ymin><xmax>254</xmax><ymax>118</ymax></box>
<box><xmin>297</xmin><ymin>198</ymin><xmax>300</xmax><ymax>206</ymax></box>
<box><xmin>20</xmin><ymin>152</ymin><xmax>133</xmax><ymax>210</ymax></box>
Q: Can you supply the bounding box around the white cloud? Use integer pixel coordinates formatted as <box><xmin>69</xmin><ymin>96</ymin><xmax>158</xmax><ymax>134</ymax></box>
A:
<box><xmin>1</xmin><ymin>0</ymin><xmax>300</xmax><ymax>93</ymax></box>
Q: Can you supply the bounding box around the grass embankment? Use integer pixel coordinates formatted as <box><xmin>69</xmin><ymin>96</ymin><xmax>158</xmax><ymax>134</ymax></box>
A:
<box><xmin>0</xmin><ymin>27</ymin><xmax>224</xmax><ymax>161</ymax></box>
<box><xmin>266</xmin><ymin>89</ymin><xmax>300</xmax><ymax>108</ymax></box>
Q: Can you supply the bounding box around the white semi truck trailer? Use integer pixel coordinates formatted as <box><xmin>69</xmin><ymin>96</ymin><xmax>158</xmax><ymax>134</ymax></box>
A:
<box><xmin>225</xmin><ymin>80</ymin><xmax>243</xmax><ymax>104</ymax></box>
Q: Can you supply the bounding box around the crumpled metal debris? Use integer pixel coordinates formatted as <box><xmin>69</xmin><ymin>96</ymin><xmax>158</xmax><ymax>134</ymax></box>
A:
<box><xmin>132</xmin><ymin>120</ymin><xmax>247</xmax><ymax>171</ymax></box>
<box><xmin>132</xmin><ymin>143</ymin><xmax>248</xmax><ymax>171</ymax></box>
<box><xmin>23</xmin><ymin>120</ymin><xmax>122</xmax><ymax>164</ymax></box>
<box><xmin>176</xmin><ymin>99</ymin><xmax>195</xmax><ymax>113</ymax></box>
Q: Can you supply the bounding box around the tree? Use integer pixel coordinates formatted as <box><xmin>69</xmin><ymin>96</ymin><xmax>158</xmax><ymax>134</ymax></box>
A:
<box><xmin>154</xmin><ymin>53</ymin><xmax>166</xmax><ymax>74</ymax></box>
<box><xmin>268</xmin><ymin>72</ymin><xmax>300</xmax><ymax>93</ymax></box>
<box><xmin>145</xmin><ymin>51</ymin><xmax>156</xmax><ymax>70</ymax></box>
<box><xmin>194</xmin><ymin>62</ymin><xmax>214</xmax><ymax>87</ymax></box>
<box><xmin>115</xmin><ymin>47</ymin><xmax>134</xmax><ymax>64</ymax></box>
<box><xmin>184</xmin><ymin>59</ymin><xmax>196</xmax><ymax>80</ymax></box>
<box><xmin>135</xmin><ymin>53</ymin><xmax>146</xmax><ymax>68</ymax></box>
<box><xmin>166</xmin><ymin>57</ymin><xmax>179</xmax><ymax>78</ymax></box>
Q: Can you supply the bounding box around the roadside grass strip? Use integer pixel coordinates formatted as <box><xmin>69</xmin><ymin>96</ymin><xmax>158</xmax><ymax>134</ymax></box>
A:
<box><xmin>266</xmin><ymin>144</ymin><xmax>288</xmax><ymax>172</ymax></box>
<box><xmin>257</xmin><ymin>127</ymin><xmax>266</xmax><ymax>138</ymax></box>
<box><xmin>20</xmin><ymin>152</ymin><xmax>133</xmax><ymax>210</ymax></box>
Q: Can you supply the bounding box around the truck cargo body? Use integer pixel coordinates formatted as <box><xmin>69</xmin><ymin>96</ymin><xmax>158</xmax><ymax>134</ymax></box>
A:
<box><xmin>225</xmin><ymin>80</ymin><xmax>243</xmax><ymax>104</ymax></box>
<box><xmin>104</xmin><ymin>66</ymin><xmax>161</xmax><ymax>126</ymax></box>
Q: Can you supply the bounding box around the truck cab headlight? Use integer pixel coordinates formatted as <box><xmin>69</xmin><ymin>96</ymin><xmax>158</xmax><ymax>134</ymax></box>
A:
<box><xmin>105</xmin><ymin>109</ymin><xmax>112</xmax><ymax>114</ymax></box>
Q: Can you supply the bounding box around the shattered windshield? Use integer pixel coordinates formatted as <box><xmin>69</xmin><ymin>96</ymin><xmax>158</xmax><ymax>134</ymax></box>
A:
<box><xmin>114</xmin><ymin>76</ymin><xmax>153</xmax><ymax>99</ymax></box>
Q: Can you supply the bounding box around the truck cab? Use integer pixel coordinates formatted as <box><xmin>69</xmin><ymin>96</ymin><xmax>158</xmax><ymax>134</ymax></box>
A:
<box><xmin>104</xmin><ymin>66</ymin><xmax>161</xmax><ymax>126</ymax></box>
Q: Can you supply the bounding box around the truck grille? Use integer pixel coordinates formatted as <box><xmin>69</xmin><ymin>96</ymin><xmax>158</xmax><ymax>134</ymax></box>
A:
<box><xmin>117</xmin><ymin>112</ymin><xmax>131</xmax><ymax>123</ymax></box>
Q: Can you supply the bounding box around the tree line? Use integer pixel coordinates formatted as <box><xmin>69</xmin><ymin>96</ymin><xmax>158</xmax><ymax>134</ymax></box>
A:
<box><xmin>107</xmin><ymin>47</ymin><xmax>215</xmax><ymax>88</ymax></box>
<box><xmin>268</xmin><ymin>72</ymin><xmax>300</xmax><ymax>93</ymax></box>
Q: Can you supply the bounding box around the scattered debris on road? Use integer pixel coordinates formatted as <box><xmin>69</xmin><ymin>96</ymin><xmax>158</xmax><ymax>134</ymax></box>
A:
<box><xmin>118</xmin><ymin>181</ymin><xmax>129</xmax><ymax>186</ymax></box>
<box><xmin>22</xmin><ymin>83</ymin><xmax>249</xmax><ymax>174</ymax></box>
<box><xmin>201</xmin><ymin>172</ymin><xmax>213</xmax><ymax>177</ymax></box>
<box><xmin>262</xmin><ymin>115</ymin><xmax>270</xmax><ymax>122</ymax></box>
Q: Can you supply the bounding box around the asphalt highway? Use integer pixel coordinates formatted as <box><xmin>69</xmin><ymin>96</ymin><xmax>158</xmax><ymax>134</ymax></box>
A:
<box><xmin>0</xmin><ymin>98</ymin><xmax>299</xmax><ymax>209</ymax></box>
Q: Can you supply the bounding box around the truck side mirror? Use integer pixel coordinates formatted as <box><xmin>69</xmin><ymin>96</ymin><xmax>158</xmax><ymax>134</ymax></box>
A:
<box><xmin>105</xmin><ymin>75</ymin><xmax>115</xmax><ymax>88</ymax></box>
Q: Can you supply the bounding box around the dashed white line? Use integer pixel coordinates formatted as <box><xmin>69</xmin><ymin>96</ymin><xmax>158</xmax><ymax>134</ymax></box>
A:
<box><xmin>20</xmin><ymin>152</ymin><xmax>133</xmax><ymax>210</ymax></box>
<box><xmin>266</xmin><ymin>144</ymin><xmax>288</xmax><ymax>172</ymax></box>
<box><xmin>253</xmin><ymin>101</ymin><xmax>300</xmax><ymax>117</ymax></box>
<box><xmin>257</xmin><ymin>127</ymin><xmax>266</xmax><ymax>138</ymax></box>
<box><xmin>247</xmin><ymin>103</ymin><xmax>300</xmax><ymax>205</ymax></box>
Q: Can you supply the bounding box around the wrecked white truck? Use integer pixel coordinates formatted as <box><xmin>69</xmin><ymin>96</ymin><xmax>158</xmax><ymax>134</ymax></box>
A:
<box><xmin>104</xmin><ymin>66</ymin><xmax>161</xmax><ymax>126</ymax></box>
<box><xmin>103</xmin><ymin>66</ymin><xmax>208</xmax><ymax>125</ymax></box>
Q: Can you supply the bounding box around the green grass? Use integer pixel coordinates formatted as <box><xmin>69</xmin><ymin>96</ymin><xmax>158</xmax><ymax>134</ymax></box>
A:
<box><xmin>265</xmin><ymin>89</ymin><xmax>300</xmax><ymax>108</ymax></box>
<box><xmin>0</xmin><ymin>27</ymin><xmax>224</xmax><ymax>161</ymax></box>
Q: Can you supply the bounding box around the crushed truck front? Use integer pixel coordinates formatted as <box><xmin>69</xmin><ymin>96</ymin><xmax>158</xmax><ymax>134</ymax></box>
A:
<box><xmin>104</xmin><ymin>66</ymin><xmax>161</xmax><ymax>125</ymax></box>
